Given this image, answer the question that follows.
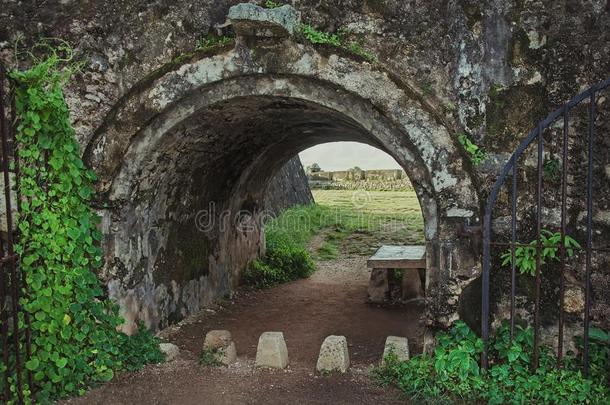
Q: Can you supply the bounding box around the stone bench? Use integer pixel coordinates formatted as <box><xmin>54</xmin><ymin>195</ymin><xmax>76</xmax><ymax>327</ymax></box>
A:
<box><xmin>367</xmin><ymin>245</ymin><xmax>425</xmax><ymax>303</ymax></box>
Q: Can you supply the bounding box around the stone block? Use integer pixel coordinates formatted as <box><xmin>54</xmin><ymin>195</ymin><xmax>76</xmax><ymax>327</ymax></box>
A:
<box><xmin>203</xmin><ymin>330</ymin><xmax>237</xmax><ymax>365</ymax></box>
<box><xmin>255</xmin><ymin>332</ymin><xmax>289</xmax><ymax>369</ymax></box>
<box><xmin>228</xmin><ymin>3</ymin><xmax>301</xmax><ymax>38</ymax></box>
<box><xmin>367</xmin><ymin>268</ymin><xmax>389</xmax><ymax>303</ymax></box>
<box><xmin>401</xmin><ymin>268</ymin><xmax>424</xmax><ymax>301</ymax></box>
<box><xmin>203</xmin><ymin>329</ymin><xmax>233</xmax><ymax>349</ymax></box>
<box><xmin>159</xmin><ymin>343</ymin><xmax>180</xmax><ymax>362</ymax></box>
<box><xmin>316</xmin><ymin>335</ymin><xmax>350</xmax><ymax>373</ymax></box>
<box><xmin>381</xmin><ymin>336</ymin><xmax>409</xmax><ymax>365</ymax></box>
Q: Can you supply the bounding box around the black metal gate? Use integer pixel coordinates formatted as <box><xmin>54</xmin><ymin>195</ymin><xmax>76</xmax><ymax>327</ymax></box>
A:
<box><xmin>481</xmin><ymin>78</ymin><xmax>610</xmax><ymax>375</ymax></box>
<box><xmin>0</xmin><ymin>63</ymin><xmax>30</xmax><ymax>403</ymax></box>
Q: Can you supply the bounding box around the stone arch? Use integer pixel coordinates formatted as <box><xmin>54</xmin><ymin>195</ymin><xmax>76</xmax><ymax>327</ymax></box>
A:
<box><xmin>85</xmin><ymin>39</ymin><xmax>481</xmax><ymax>332</ymax></box>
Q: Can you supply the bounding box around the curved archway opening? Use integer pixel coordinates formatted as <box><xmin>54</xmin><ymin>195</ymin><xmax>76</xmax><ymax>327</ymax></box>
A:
<box><xmin>87</xmin><ymin>64</ymin><xmax>480</xmax><ymax>333</ymax></box>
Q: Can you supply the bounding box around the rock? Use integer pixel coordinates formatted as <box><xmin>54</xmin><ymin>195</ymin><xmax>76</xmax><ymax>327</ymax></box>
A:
<box><xmin>228</xmin><ymin>3</ymin><xmax>301</xmax><ymax>38</ymax></box>
<box><xmin>203</xmin><ymin>329</ymin><xmax>232</xmax><ymax>349</ymax></box>
<box><xmin>381</xmin><ymin>336</ymin><xmax>410</xmax><ymax>365</ymax></box>
<box><xmin>401</xmin><ymin>269</ymin><xmax>424</xmax><ymax>301</ymax></box>
<box><xmin>316</xmin><ymin>335</ymin><xmax>350</xmax><ymax>373</ymax></box>
<box><xmin>255</xmin><ymin>332</ymin><xmax>289</xmax><ymax>369</ymax></box>
<box><xmin>367</xmin><ymin>268</ymin><xmax>389</xmax><ymax>303</ymax></box>
<box><xmin>159</xmin><ymin>343</ymin><xmax>179</xmax><ymax>362</ymax></box>
<box><xmin>203</xmin><ymin>330</ymin><xmax>237</xmax><ymax>365</ymax></box>
<box><xmin>564</xmin><ymin>287</ymin><xmax>585</xmax><ymax>313</ymax></box>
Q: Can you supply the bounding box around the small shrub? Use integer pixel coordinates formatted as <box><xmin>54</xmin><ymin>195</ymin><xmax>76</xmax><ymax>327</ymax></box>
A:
<box><xmin>501</xmin><ymin>229</ymin><xmax>581</xmax><ymax>276</ymax></box>
<box><xmin>243</xmin><ymin>240</ymin><xmax>315</xmax><ymax>289</ymax></box>
<box><xmin>199</xmin><ymin>347</ymin><xmax>223</xmax><ymax>367</ymax></box>
<box><xmin>458</xmin><ymin>133</ymin><xmax>487</xmax><ymax>166</ymax></box>
<box><xmin>373</xmin><ymin>321</ymin><xmax>610</xmax><ymax>404</ymax></box>
<box><xmin>543</xmin><ymin>156</ymin><xmax>561</xmax><ymax>182</ymax></box>
<box><xmin>299</xmin><ymin>24</ymin><xmax>377</xmax><ymax>63</ymax></box>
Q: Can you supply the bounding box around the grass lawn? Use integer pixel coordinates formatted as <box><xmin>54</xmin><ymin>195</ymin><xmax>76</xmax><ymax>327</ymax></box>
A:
<box><xmin>264</xmin><ymin>190</ymin><xmax>424</xmax><ymax>260</ymax></box>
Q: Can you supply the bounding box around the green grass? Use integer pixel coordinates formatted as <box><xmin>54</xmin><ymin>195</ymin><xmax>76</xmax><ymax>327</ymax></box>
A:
<box><xmin>245</xmin><ymin>190</ymin><xmax>424</xmax><ymax>287</ymax></box>
<box><xmin>264</xmin><ymin>190</ymin><xmax>424</xmax><ymax>260</ymax></box>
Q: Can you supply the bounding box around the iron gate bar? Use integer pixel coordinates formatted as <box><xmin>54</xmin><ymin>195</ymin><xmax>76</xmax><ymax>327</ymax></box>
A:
<box><xmin>558</xmin><ymin>105</ymin><xmax>570</xmax><ymax>366</ymax></box>
<box><xmin>0</xmin><ymin>63</ymin><xmax>24</xmax><ymax>403</ymax></box>
<box><xmin>583</xmin><ymin>92</ymin><xmax>596</xmax><ymax>376</ymax></box>
<box><xmin>510</xmin><ymin>158</ymin><xmax>517</xmax><ymax>340</ymax></box>
<box><xmin>10</xmin><ymin>75</ymin><xmax>32</xmax><ymax>394</ymax></box>
<box><xmin>533</xmin><ymin>124</ymin><xmax>543</xmax><ymax>370</ymax></box>
<box><xmin>481</xmin><ymin>77</ymin><xmax>610</xmax><ymax>373</ymax></box>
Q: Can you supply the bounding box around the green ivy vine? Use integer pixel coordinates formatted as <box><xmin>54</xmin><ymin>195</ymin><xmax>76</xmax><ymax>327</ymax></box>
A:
<box><xmin>1</xmin><ymin>47</ymin><xmax>163</xmax><ymax>403</ymax></box>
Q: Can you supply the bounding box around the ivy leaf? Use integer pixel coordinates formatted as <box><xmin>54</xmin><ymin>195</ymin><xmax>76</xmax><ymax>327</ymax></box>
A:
<box><xmin>25</xmin><ymin>358</ymin><xmax>40</xmax><ymax>371</ymax></box>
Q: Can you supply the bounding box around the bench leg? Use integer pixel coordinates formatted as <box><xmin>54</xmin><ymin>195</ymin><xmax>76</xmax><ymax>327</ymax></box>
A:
<box><xmin>401</xmin><ymin>268</ymin><xmax>424</xmax><ymax>301</ymax></box>
<box><xmin>367</xmin><ymin>268</ymin><xmax>389</xmax><ymax>303</ymax></box>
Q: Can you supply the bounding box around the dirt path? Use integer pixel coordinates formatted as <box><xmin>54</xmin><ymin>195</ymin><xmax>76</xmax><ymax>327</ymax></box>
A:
<box><xmin>65</xmin><ymin>245</ymin><xmax>424</xmax><ymax>404</ymax></box>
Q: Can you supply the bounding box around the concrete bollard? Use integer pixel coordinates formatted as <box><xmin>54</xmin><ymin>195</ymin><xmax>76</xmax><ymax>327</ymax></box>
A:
<box><xmin>203</xmin><ymin>330</ymin><xmax>237</xmax><ymax>365</ymax></box>
<box><xmin>255</xmin><ymin>332</ymin><xmax>289</xmax><ymax>369</ymax></box>
<box><xmin>381</xmin><ymin>336</ymin><xmax>410</xmax><ymax>365</ymax></box>
<box><xmin>316</xmin><ymin>335</ymin><xmax>350</xmax><ymax>373</ymax></box>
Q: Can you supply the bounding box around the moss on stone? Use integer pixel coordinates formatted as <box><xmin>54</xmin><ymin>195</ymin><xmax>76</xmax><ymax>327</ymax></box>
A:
<box><xmin>154</xmin><ymin>221</ymin><xmax>210</xmax><ymax>286</ymax></box>
<box><xmin>461</xmin><ymin>2</ymin><xmax>482</xmax><ymax>30</ymax></box>
<box><xmin>485</xmin><ymin>83</ymin><xmax>549</xmax><ymax>151</ymax></box>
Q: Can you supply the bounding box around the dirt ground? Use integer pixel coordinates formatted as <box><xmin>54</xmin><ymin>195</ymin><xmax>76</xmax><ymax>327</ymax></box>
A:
<box><xmin>64</xmin><ymin>241</ymin><xmax>424</xmax><ymax>404</ymax></box>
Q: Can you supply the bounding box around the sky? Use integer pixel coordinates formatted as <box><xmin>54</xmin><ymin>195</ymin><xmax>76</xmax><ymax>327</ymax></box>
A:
<box><xmin>298</xmin><ymin>142</ymin><xmax>402</xmax><ymax>171</ymax></box>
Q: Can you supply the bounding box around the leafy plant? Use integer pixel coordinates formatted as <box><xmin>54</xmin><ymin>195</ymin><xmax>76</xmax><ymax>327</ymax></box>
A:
<box><xmin>501</xmin><ymin>230</ymin><xmax>581</xmax><ymax>276</ymax></box>
<box><xmin>374</xmin><ymin>321</ymin><xmax>610</xmax><ymax>404</ymax></box>
<box><xmin>458</xmin><ymin>133</ymin><xmax>487</xmax><ymax>166</ymax></box>
<box><xmin>243</xmin><ymin>240</ymin><xmax>315</xmax><ymax>289</ymax></box>
<box><xmin>543</xmin><ymin>156</ymin><xmax>561</xmax><ymax>182</ymax></box>
<box><xmin>196</xmin><ymin>34</ymin><xmax>233</xmax><ymax>51</ymax></box>
<box><xmin>299</xmin><ymin>24</ymin><xmax>377</xmax><ymax>63</ymax></box>
<box><xmin>199</xmin><ymin>347</ymin><xmax>223</xmax><ymax>367</ymax></box>
<box><xmin>1</xmin><ymin>47</ymin><xmax>162</xmax><ymax>402</ymax></box>
<box><xmin>264</xmin><ymin>0</ymin><xmax>282</xmax><ymax>8</ymax></box>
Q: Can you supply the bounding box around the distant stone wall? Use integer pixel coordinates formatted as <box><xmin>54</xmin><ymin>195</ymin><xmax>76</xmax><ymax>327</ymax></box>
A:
<box><xmin>309</xmin><ymin>169</ymin><xmax>412</xmax><ymax>191</ymax></box>
<box><xmin>265</xmin><ymin>156</ymin><xmax>314</xmax><ymax>216</ymax></box>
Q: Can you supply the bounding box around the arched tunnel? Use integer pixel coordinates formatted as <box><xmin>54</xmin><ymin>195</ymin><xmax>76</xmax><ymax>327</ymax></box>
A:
<box><xmin>84</xmin><ymin>46</ymin><xmax>481</xmax><ymax>334</ymax></box>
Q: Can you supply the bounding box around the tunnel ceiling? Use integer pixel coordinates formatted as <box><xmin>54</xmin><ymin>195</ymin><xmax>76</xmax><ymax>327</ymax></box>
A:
<box><xmin>122</xmin><ymin>95</ymin><xmax>386</xmax><ymax>207</ymax></box>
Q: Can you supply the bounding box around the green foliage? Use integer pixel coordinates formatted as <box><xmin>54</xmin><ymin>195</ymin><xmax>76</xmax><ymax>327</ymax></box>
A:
<box><xmin>458</xmin><ymin>133</ymin><xmax>487</xmax><ymax>166</ymax></box>
<box><xmin>264</xmin><ymin>0</ymin><xmax>282</xmax><ymax>8</ymax></box>
<box><xmin>196</xmin><ymin>34</ymin><xmax>233</xmax><ymax>51</ymax></box>
<box><xmin>317</xmin><ymin>241</ymin><xmax>340</xmax><ymax>260</ymax></box>
<box><xmin>374</xmin><ymin>321</ymin><xmax>610</xmax><ymax>404</ymax></box>
<box><xmin>543</xmin><ymin>156</ymin><xmax>561</xmax><ymax>182</ymax></box>
<box><xmin>243</xmin><ymin>238</ymin><xmax>315</xmax><ymax>289</ymax></box>
<box><xmin>2</xmin><ymin>48</ymin><xmax>162</xmax><ymax>402</ymax></box>
<box><xmin>199</xmin><ymin>347</ymin><xmax>223</xmax><ymax>367</ymax></box>
<box><xmin>299</xmin><ymin>24</ymin><xmax>378</xmax><ymax>63</ymax></box>
<box><xmin>501</xmin><ymin>230</ymin><xmax>581</xmax><ymax>276</ymax></box>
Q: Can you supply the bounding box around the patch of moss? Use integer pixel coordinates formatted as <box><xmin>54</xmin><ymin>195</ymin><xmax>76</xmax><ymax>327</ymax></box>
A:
<box><xmin>363</xmin><ymin>0</ymin><xmax>387</xmax><ymax>14</ymax></box>
<box><xmin>153</xmin><ymin>221</ymin><xmax>210</xmax><ymax>286</ymax></box>
<box><xmin>509</xmin><ymin>27</ymin><xmax>538</xmax><ymax>66</ymax></box>
<box><xmin>462</xmin><ymin>2</ymin><xmax>482</xmax><ymax>30</ymax></box>
<box><xmin>486</xmin><ymin>83</ymin><xmax>550</xmax><ymax>152</ymax></box>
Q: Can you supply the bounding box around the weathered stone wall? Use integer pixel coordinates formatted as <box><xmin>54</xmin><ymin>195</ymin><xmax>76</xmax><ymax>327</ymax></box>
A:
<box><xmin>1</xmin><ymin>1</ymin><xmax>609</xmax><ymax>334</ymax></box>
<box><xmin>265</xmin><ymin>156</ymin><xmax>314</xmax><ymax>216</ymax></box>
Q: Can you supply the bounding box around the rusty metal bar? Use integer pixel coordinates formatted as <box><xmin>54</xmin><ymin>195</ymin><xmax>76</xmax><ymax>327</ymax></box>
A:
<box><xmin>510</xmin><ymin>157</ymin><xmax>517</xmax><ymax>340</ymax></box>
<box><xmin>0</xmin><ymin>63</ymin><xmax>24</xmax><ymax>403</ymax></box>
<box><xmin>9</xmin><ymin>78</ymin><xmax>32</xmax><ymax>394</ymax></box>
<box><xmin>0</xmin><ymin>65</ymin><xmax>9</xmax><ymax>401</ymax></box>
<box><xmin>583</xmin><ymin>92</ymin><xmax>596</xmax><ymax>377</ymax></box>
<box><xmin>557</xmin><ymin>106</ymin><xmax>570</xmax><ymax>366</ymax></box>
<box><xmin>532</xmin><ymin>125</ymin><xmax>543</xmax><ymax>370</ymax></box>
